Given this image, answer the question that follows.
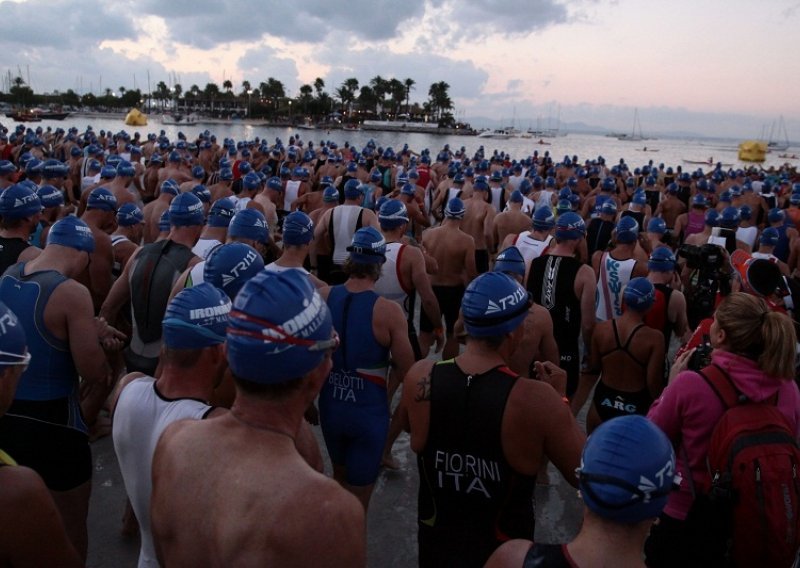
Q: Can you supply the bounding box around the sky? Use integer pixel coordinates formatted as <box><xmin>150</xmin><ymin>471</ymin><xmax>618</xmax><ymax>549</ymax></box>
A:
<box><xmin>2</xmin><ymin>0</ymin><xmax>798</xmax><ymax>140</ymax></box>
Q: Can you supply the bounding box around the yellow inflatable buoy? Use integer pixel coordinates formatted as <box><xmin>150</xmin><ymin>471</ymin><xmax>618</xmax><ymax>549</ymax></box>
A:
<box><xmin>738</xmin><ymin>140</ymin><xmax>767</xmax><ymax>162</ymax></box>
<box><xmin>125</xmin><ymin>108</ymin><xmax>148</xmax><ymax>126</ymax></box>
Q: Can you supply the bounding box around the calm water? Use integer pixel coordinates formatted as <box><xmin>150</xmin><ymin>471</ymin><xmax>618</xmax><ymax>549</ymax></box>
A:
<box><xmin>22</xmin><ymin>115</ymin><xmax>797</xmax><ymax>171</ymax></box>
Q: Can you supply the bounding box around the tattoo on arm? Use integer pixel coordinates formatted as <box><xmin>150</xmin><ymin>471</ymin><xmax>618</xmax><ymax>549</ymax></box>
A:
<box><xmin>414</xmin><ymin>375</ymin><xmax>431</xmax><ymax>402</ymax></box>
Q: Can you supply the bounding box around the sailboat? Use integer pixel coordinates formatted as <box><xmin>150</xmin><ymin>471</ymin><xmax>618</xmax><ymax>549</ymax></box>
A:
<box><xmin>617</xmin><ymin>108</ymin><xmax>647</xmax><ymax>142</ymax></box>
<box><xmin>766</xmin><ymin>116</ymin><xmax>791</xmax><ymax>152</ymax></box>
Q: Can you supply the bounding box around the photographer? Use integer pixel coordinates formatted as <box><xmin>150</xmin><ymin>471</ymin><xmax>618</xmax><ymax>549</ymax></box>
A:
<box><xmin>645</xmin><ymin>293</ymin><xmax>800</xmax><ymax>567</ymax></box>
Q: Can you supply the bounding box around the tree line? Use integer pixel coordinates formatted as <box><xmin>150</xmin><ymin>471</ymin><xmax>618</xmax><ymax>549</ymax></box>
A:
<box><xmin>1</xmin><ymin>74</ymin><xmax>456</xmax><ymax>125</ymax></box>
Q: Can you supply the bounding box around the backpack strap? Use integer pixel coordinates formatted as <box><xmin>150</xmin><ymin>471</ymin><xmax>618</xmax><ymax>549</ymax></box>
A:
<box><xmin>697</xmin><ymin>363</ymin><xmax>742</xmax><ymax>409</ymax></box>
<box><xmin>698</xmin><ymin>363</ymin><xmax>779</xmax><ymax>408</ymax></box>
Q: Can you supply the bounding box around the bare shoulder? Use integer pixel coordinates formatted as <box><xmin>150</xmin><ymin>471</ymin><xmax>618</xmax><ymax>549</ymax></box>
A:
<box><xmin>51</xmin><ymin>276</ymin><xmax>92</xmax><ymax>307</ymax></box>
<box><xmin>291</xmin><ymin>477</ymin><xmax>366</xmax><ymax>566</ymax></box>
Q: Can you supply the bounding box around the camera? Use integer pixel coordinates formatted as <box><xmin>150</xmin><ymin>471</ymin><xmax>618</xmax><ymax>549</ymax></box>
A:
<box><xmin>677</xmin><ymin>243</ymin><xmax>725</xmax><ymax>270</ymax></box>
<box><xmin>688</xmin><ymin>334</ymin><xmax>714</xmax><ymax>371</ymax></box>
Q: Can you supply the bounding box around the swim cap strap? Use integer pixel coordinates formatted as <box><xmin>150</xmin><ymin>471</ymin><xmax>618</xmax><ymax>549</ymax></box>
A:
<box><xmin>227</xmin><ymin>309</ymin><xmax>338</xmax><ymax>351</ymax></box>
<box><xmin>462</xmin><ymin>294</ymin><xmax>533</xmax><ymax>330</ymax></box>
<box><xmin>162</xmin><ymin>318</ymin><xmax>227</xmax><ymax>344</ymax></box>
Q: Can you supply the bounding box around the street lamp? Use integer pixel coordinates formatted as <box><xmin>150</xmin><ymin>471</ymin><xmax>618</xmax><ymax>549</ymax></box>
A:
<box><xmin>288</xmin><ymin>100</ymin><xmax>292</xmax><ymax>123</ymax></box>
<box><xmin>246</xmin><ymin>89</ymin><xmax>252</xmax><ymax>118</ymax></box>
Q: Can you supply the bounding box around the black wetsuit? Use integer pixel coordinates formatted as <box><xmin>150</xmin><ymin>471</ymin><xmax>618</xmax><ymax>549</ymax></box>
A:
<box><xmin>0</xmin><ymin>236</ymin><xmax>30</xmax><ymax>275</ymax></box>
<box><xmin>586</xmin><ymin>218</ymin><xmax>614</xmax><ymax>258</ymax></box>
<box><xmin>593</xmin><ymin>321</ymin><xmax>652</xmax><ymax>422</ymax></box>
<box><xmin>523</xmin><ymin>543</ymin><xmax>574</xmax><ymax>567</ymax></box>
<box><xmin>417</xmin><ymin>360</ymin><xmax>536</xmax><ymax>568</ymax></box>
<box><xmin>527</xmin><ymin>254</ymin><xmax>582</xmax><ymax>396</ymax></box>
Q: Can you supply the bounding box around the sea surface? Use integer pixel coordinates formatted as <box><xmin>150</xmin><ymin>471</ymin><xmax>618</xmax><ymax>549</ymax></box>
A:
<box><xmin>19</xmin><ymin>115</ymin><xmax>799</xmax><ymax>172</ymax></box>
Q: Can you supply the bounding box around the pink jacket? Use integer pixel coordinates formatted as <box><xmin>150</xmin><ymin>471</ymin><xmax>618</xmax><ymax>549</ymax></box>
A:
<box><xmin>648</xmin><ymin>350</ymin><xmax>800</xmax><ymax>520</ymax></box>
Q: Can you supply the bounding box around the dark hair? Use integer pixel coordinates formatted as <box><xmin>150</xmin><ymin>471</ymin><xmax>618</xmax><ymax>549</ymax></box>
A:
<box><xmin>0</xmin><ymin>216</ymin><xmax>25</xmax><ymax>230</ymax></box>
<box><xmin>233</xmin><ymin>373</ymin><xmax>304</xmax><ymax>400</ymax></box>
<box><xmin>161</xmin><ymin>347</ymin><xmax>207</xmax><ymax>369</ymax></box>
<box><xmin>343</xmin><ymin>258</ymin><xmax>382</xmax><ymax>280</ymax></box>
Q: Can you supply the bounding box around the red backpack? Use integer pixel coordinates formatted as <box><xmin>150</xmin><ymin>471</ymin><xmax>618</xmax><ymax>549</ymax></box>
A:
<box><xmin>699</xmin><ymin>364</ymin><xmax>800</xmax><ymax>567</ymax></box>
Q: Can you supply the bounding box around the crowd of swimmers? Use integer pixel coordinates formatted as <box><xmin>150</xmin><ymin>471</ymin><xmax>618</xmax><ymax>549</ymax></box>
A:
<box><xmin>0</xmin><ymin>120</ymin><xmax>799</xmax><ymax>567</ymax></box>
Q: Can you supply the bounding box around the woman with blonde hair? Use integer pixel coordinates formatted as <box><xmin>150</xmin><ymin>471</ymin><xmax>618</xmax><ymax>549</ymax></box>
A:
<box><xmin>645</xmin><ymin>292</ymin><xmax>800</xmax><ymax>566</ymax></box>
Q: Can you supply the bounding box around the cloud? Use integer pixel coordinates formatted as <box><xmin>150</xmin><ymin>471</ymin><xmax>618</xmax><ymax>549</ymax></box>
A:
<box><xmin>0</xmin><ymin>0</ymin><xmax>136</xmax><ymax>49</ymax></box>
<box><xmin>135</xmin><ymin>0</ymin><xmax>429</xmax><ymax>45</ymax></box>
<box><xmin>236</xmin><ymin>46</ymin><xmax>301</xmax><ymax>91</ymax></box>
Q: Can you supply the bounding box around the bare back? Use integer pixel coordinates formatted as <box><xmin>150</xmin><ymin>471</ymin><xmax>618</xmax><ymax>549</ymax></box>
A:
<box><xmin>151</xmin><ymin>417</ymin><xmax>365</xmax><ymax>567</ymax></box>
<box><xmin>422</xmin><ymin>224</ymin><xmax>476</xmax><ymax>286</ymax></box>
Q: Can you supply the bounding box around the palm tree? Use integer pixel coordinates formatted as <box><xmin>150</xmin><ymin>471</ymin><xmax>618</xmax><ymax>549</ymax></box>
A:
<box><xmin>427</xmin><ymin>81</ymin><xmax>452</xmax><ymax>121</ymax></box>
<box><xmin>204</xmin><ymin>82</ymin><xmax>220</xmax><ymax>113</ymax></box>
<box><xmin>313</xmin><ymin>77</ymin><xmax>325</xmax><ymax>99</ymax></box>
<box><xmin>299</xmin><ymin>84</ymin><xmax>313</xmax><ymax>115</ymax></box>
<box><xmin>370</xmin><ymin>76</ymin><xmax>388</xmax><ymax>115</ymax></box>
<box><xmin>388</xmin><ymin>78</ymin><xmax>405</xmax><ymax>117</ymax></box>
<box><xmin>223</xmin><ymin>79</ymin><xmax>233</xmax><ymax>94</ymax></box>
<box><xmin>241</xmin><ymin>80</ymin><xmax>251</xmax><ymax>96</ymax></box>
<box><xmin>153</xmin><ymin>81</ymin><xmax>168</xmax><ymax>110</ymax></box>
<box><xmin>404</xmin><ymin>78</ymin><xmax>415</xmax><ymax>114</ymax></box>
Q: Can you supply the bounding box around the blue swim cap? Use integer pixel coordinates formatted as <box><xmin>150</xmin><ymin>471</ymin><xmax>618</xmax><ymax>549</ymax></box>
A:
<box><xmin>739</xmin><ymin>205</ymin><xmax>752</xmax><ymax>220</ymax></box>
<box><xmin>704</xmin><ymin>209</ymin><xmax>719</xmax><ymax>227</ymax></box>
<box><xmin>493</xmin><ymin>246</ymin><xmax>525</xmax><ymax>278</ymax></box>
<box><xmin>768</xmin><ymin>208</ymin><xmax>785</xmax><ymax>224</ymax></box>
<box><xmin>228</xmin><ymin>208</ymin><xmax>269</xmax><ymax>244</ymax></box>
<box><xmin>242</xmin><ymin>172</ymin><xmax>260</xmax><ymax>191</ymax></box>
<box><xmin>555</xmin><ymin>212</ymin><xmax>586</xmax><ymax>240</ymax></box>
<box><xmin>87</xmin><ymin>187</ymin><xmax>118</xmax><ymax>212</ymax></box>
<box><xmin>473</xmin><ymin>176</ymin><xmax>489</xmax><ymax>192</ymax></box>
<box><xmin>219</xmin><ymin>168</ymin><xmax>233</xmax><ymax>181</ymax></box>
<box><xmin>41</xmin><ymin>159</ymin><xmax>69</xmax><ymax>179</ymax></box>
<box><xmin>598</xmin><ymin>199</ymin><xmax>618</xmax><ymax>216</ymax></box>
<box><xmin>344</xmin><ymin>179</ymin><xmax>362</xmax><ymax>200</ymax></box>
<box><xmin>533</xmin><ymin>206</ymin><xmax>556</xmax><ymax>230</ymax></box>
<box><xmin>444</xmin><ymin>197</ymin><xmax>465</xmax><ymax>220</ymax></box>
<box><xmin>691</xmin><ymin>194</ymin><xmax>707</xmax><ymax>207</ymax></box>
<box><xmin>509</xmin><ymin>190</ymin><xmax>523</xmax><ymax>204</ymax></box>
<box><xmin>347</xmin><ymin>227</ymin><xmax>386</xmax><ymax>264</ymax></box>
<box><xmin>116</xmin><ymin>160</ymin><xmax>135</xmax><ymax>177</ymax></box>
<box><xmin>37</xmin><ymin>185</ymin><xmax>64</xmax><ymax>209</ymax></box>
<box><xmin>266</xmin><ymin>176</ymin><xmax>283</xmax><ymax>192</ymax></box>
<box><xmin>0</xmin><ymin>184</ymin><xmax>42</xmax><ymax>219</ymax></box>
<box><xmin>227</xmin><ymin>270</ymin><xmax>334</xmax><ymax>383</ymax></box>
<box><xmin>167</xmin><ymin>192</ymin><xmax>204</xmax><ymax>227</ymax></box>
<box><xmin>191</xmin><ymin>184</ymin><xmax>212</xmax><ymax>204</ymax></box>
<box><xmin>760</xmin><ymin>227</ymin><xmax>780</xmax><ymax>247</ymax></box>
<box><xmin>615</xmin><ymin>216</ymin><xmax>639</xmax><ymax>244</ymax></box>
<box><xmin>162</xmin><ymin>282</ymin><xmax>231</xmax><ymax>349</ymax></box>
<box><xmin>719</xmin><ymin>206</ymin><xmax>740</xmax><ymax>229</ymax></box>
<box><xmin>47</xmin><ymin>216</ymin><xmax>95</xmax><ymax>253</ymax></box>
<box><xmin>116</xmin><ymin>203</ymin><xmax>144</xmax><ymax>226</ymax></box>
<box><xmin>623</xmin><ymin>277</ymin><xmax>655</xmax><ymax>312</ymax></box>
<box><xmin>578</xmin><ymin>415</ymin><xmax>676</xmax><ymax>524</ymax></box>
<box><xmin>158</xmin><ymin>210</ymin><xmax>170</xmax><ymax>232</ymax></box>
<box><xmin>204</xmin><ymin>243</ymin><xmax>265</xmax><ymax>299</ymax></box>
<box><xmin>462</xmin><ymin>272</ymin><xmax>531</xmax><ymax>337</ymax></box>
<box><xmin>191</xmin><ymin>165</ymin><xmax>205</xmax><ymax>179</ymax></box>
<box><xmin>0</xmin><ymin>302</ymin><xmax>27</xmax><ymax>366</ymax></box>
<box><xmin>100</xmin><ymin>165</ymin><xmax>117</xmax><ymax>179</ymax></box>
<box><xmin>632</xmin><ymin>191</ymin><xmax>647</xmax><ymax>206</ymax></box>
<box><xmin>646</xmin><ymin>217</ymin><xmax>666</xmax><ymax>235</ymax></box>
<box><xmin>648</xmin><ymin>247</ymin><xmax>676</xmax><ymax>272</ymax></box>
<box><xmin>323</xmin><ymin>186</ymin><xmax>339</xmax><ymax>203</ymax></box>
<box><xmin>379</xmin><ymin>199</ymin><xmax>409</xmax><ymax>230</ymax></box>
<box><xmin>0</xmin><ymin>160</ymin><xmax>16</xmax><ymax>175</ymax></box>
<box><xmin>160</xmin><ymin>179</ymin><xmax>180</xmax><ymax>196</ymax></box>
<box><xmin>282</xmin><ymin>211</ymin><xmax>314</xmax><ymax>246</ymax></box>
<box><xmin>208</xmin><ymin>198</ymin><xmax>236</xmax><ymax>228</ymax></box>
